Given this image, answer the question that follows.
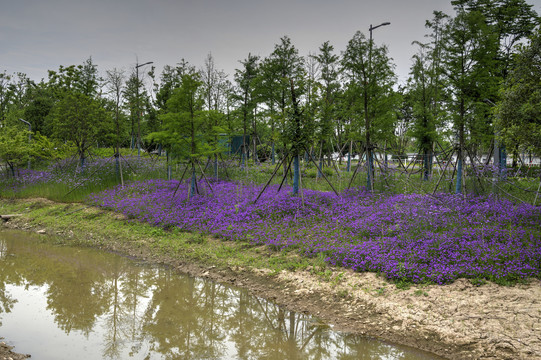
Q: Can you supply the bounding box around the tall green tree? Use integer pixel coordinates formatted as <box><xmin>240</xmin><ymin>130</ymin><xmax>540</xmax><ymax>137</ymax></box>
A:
<box><xmin>234</xmin><ymin>53</ymin><xmax>260</xmax><ymax>167</ymax></box>
<box><xmin>342</xmin><ymin>31</ymin><xmax>397</xmax><ymax>190</ymax></box>
<box><xmin>0</xmin><ymin>125</ymin><xmax>33</xmax><ymax>177</ymax></box>
<box><xmin>496</xmin><ymin>28</ymin><xmax>541</xmax><ymax>159</ymax></box>
<box><xmin>23</xmin><ymin>81</ymin><xmax>55</xmax><ymax>137</ymax></box>
<box><xmin>312</xmin><ymin>41</ymin><xmax>341</xmax><ymax>175</ymax></box>
<box><xmin>48</xmin><ymin>92</ymin><xmax>111</xmax><ymax>170</ymax></box>
<box><xmin>47</xmin><ymin>57</ymin><xmax>101</xmax><ymax>99</ymax></box>
<box><xmin>257</xmin><ymin>57</ymin><xmax>280</xmax><ymax>164</ymax></box>
<box><xmin>152</xmin><ymin>62</ymin><xmax>194</xmax><ymax>160</ymax></box>
<box><xmin>44</xmin><ymin>57</ymin><xmax>107</xmax><ymax>165</ymax></box>
<box><xmin>265</xmin><ymin>36</ymin><xmax>307</xmax><ymax>194</ymax></box>
<box><xmin>441</xmin><ymin>6</ymin><xmax>498</xmax><ymax>193</ymax></box>
<box><xmin>105</xmin><ymin>68</ymin><xmax>127</xmax><ymax>181</ymax></box>
<box><xmin>0</xmin><ymin>72</ymin><xmax>35</xmax><ymax>129</ymax></box>
<box><xmin>0</xmin><ymin>71</ymin><xmax>12</xmax><ymax>123</ymax></box>
<box><xmin>408</xmin><ymin>46</ymin><xmax>436</xmax><ymax>181</ymax></box>
<box><xmin>147</xmin><ymin>70</ymin><xmax>209</xmax><ymax>198</ymax></box>
<box><xmin>200</xmin><ymin>53</ymin><xmax>229</xmax><ymax>177</ymax></box>
<box><xmin>450</xmin><ymin>0</ymin><xmax>539</xmax><ymax>170</ymax></box>
<box><xmin>122</xmin><ymin>61</ymin><xmax>154</xmax><ymax>156</ymax></box>
<box><xmin>406</xmin><ymin>11</ymin><xmax>449</xmax><ymax>181</ymax></box>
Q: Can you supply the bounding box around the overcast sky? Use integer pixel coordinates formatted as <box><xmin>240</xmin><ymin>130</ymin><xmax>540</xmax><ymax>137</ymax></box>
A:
<box><xmin>2</xmin><ymin>0</ymin><xmax>540</xmax><ymax>86</ymax></box>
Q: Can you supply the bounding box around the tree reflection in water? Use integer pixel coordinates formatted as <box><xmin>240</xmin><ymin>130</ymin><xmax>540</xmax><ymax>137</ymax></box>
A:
<box><xmin>0</xmin><ymin>238</ymin><xmax>17</xmax><ymax>327</ymax></box>
<box><xmin>0</xmin><ymin>230</ymin><xmax>439</xmax><ymax>360</ymax></box>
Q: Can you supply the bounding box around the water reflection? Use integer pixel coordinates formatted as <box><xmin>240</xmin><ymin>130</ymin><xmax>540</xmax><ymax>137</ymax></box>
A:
<box><xmin>0</xmin><ymin>230</ymin><xmax>440</xmax><ymax>360</ymax></box>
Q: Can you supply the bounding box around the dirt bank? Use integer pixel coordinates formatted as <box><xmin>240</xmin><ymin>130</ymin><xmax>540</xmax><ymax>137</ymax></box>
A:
<box><xmin>0</xmin><ymin>338</ymin><xmax>30</xmax><ymax>360</ymax></box>
<box><xmin>1</xmin><ymin>198</ymin><xmax>540</xmax><ymax>359</ymax></box>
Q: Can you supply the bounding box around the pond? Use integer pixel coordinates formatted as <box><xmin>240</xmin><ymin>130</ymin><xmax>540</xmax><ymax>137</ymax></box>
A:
<box><xmin>0</xmin><ymin>230</ymin><xmax>442</xmax><ymax>360</ymax></box>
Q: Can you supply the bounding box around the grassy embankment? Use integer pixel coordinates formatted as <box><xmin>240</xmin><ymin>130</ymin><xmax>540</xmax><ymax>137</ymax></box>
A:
<box><xmin>0</xmin><ymin>198</ymin><xmax>328</xmax><ymax>277</ymax></box>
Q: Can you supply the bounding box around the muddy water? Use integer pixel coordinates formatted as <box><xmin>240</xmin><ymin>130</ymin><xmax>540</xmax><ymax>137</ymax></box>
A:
<box><xmin>0</xmin><ymin>230</ymin><xmax>441</xmax><ymax>360</ymax></box>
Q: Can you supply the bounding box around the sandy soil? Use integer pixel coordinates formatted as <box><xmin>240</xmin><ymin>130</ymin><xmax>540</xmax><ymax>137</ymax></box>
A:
<box><xmin>0</xmin><ymin>338</ymin><xmax>30</xmax><ymax>360</ymax></box>
<box><xmin>1</xmin><ymin>202</ymin><xmax>540</xmax><ymax>359</ymax></box>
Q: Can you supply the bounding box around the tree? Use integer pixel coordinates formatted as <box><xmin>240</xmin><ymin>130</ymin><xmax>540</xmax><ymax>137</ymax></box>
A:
<box><xmin>257</xmin><ymin>57</ymin><xmax>280</xmax><ymax>164</ymax></box>
<box><xmin>122</xmin><ymin>60</ymin><xmax>153</xmax><ymax>156</ymax></box>
<box><xmin>407</xmin><ymin>44</ymin><xmax>442</xmax><ymax>180</ymax></box>
<box><xmin>496</xmin><ymin>28</ymin><xmax>541</xmax><ymax>158</ymax></box>
<box><xmin>47</xmin><ymin>57</ymin><xmax>101</xmax><ymax>99</ymax></box>
<box><xmin>147</xmin><ymin>70</ymin><xmax>208</xmax><ymax>198</ymax></box>
<box><xmin>451</xmin><ymin>0</ymin><xmax>539</xmax><ymax>79</ymax></box>
<box><xmin>265</xmin><ymin>36</ymin><xmax>308</xmax><ymax>195</ymax></box>
<box><xmin>23</xmin><ymin>82</ymin><xmax>55</xmax><ymax>137</ymax></box>
<box><xmin>44</xmin><ymin>57</ymin><xmax>108</xmax><ymax>167</ymax></box>
<box><xmin>408</xmin><ymin>48</ymin><xmax>436</xmax><ymax>181</ymax></box>
<box><xmin>0</xmin><ymin>72</ymin><xmax>35</xmax><ymax>130</ymax></box>
<box><xmin>234</xmin><ymin>53</ymin><xmax>260</xmax><ymax>167</ymax></box>
<box><xmin>48</xmin><ymin>92</ymin><xmax>111</xmax><ymax>170</ymax></box>
<box><xmin>105</xmin><ymin>68</ymin><xmax>127</xmax><ymax>182</ymax></box>
<box><xmin>201</xmin><ymin>53</ymin><xmax>218</xmax><ymax>112</ymax></box>
<box><xmin>200</xmin><ymin>53</ymin><xmax>229</xmax><ymax>177</ymax></box>
<box><xmin>312</xmin><ymin>41</ymin><xmax>340</xmax><ymax>176</ymax></box>
<box><xmin>441</xmin><ymin>7</ymin><xmax>498</xmax><ymax>193</ymax></box>
<box><xmin>406</xmin><ymin>11</ymin><xmax>450</xmax><ymax>181</ymax></box>
<box><xmin>304</xmin><ymin>51</ymin><xmax>320</xmax><ymax>150</ymax></box>
<box><xmin>286</xmin><ymin>78</ymin><xmax>314</xmax><ymax>195</ymax></box>
<box><xmin>0</xmin><ymin>71</ymin><xmax>12</xmax><ymax>123</ymax></box>
<box><xmin>450</xmin><ymin>0</ymin><xmax>539</xmax><ymax>170</ymax></box>
<box><xmin>0</xmin><ymin>125</ymin><xmax>33</xmax><ymax>177</ymax></box>
<box><xmin>342</xmin><ymin>30</ymin><xmax>397</xmax><ymax>190</ymax></box>
<box><xmin>123</xmin><ymin>74</ymin><xmax>139</xmax><ymax>150</ymax></box>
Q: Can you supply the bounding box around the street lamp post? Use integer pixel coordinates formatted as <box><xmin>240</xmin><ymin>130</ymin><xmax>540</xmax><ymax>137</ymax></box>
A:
<box><xmin>135</xmin><ymin>61</ymin><xmax>153</xmax><ymax>158</ymax></box>
<box><xmin>484</xmin><ymin>98</ymin><xmax>506</xmax><ymax>193</ymax></box>
<box><xmin>366</xmin><ymin>22</ymin><xmax>390</xmax><ymax>191</ymax></box>
<box><xmin>18</xmin><ymin>118</ymin><xmax>32</xmax><ymax>169</ymax></box>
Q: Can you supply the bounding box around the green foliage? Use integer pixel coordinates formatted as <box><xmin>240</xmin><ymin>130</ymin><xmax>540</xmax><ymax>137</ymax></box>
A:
<box><xmin>47</xmin><ymin>92</ymin><xmax>112</xmax><ymax>164</ymax></box>
<box><xmin>47</xmin><ymin>57</ymin><xmax>101</xmax><ymax>98</ymax></box>
<box><xmin>341</xmin><ymin>30</ymin><xmax>398</xmax><ymax>145</ymax></box>
<box><xmin>147</xmin><ymin>71</ymin><xmax>213</xmax><ymax>160</ymax></box>
<box><xmin>312</xmin><ymin>41</ymin><xmax>340</xmax><ymax>151</ymax></box>
<box><xmin>32</xmin><ymin>132</ymin><xmax>74</xmax><ymax>161</ymax></box>
<box><xmin>407</xmin><ymin>42</ymin><xmax>443</xmax><ymax>149</ymax></box>
<box><xmin>496</xmin><ymin>28</ymin><xmax>541</xmax><ymax>155</ymax></box>
<box><xmin>259</xmin><ymin>37</ymin><xmax>308</xmax><ymax>152</ymax></box>
<box><xmin>452</xmin><ymin>0</ymin><xmax>540</xmax><ymax>79</ymax></box>
<box><xmin>442</xmin><ymin>1</ymin><xmax>539</xmax><ymax>152</ymax></box>
<box><xmin>406</xmin><ymin>14</ymin><xmax>450</xmax><ymax>179</ymax></box>
<box><xmin>0</xmin><ymin>125</ymin><xmax>33</xmax><ymax>175</ymax></box>
<box><xmin>234</xmin><ymin>53</ymin><xmax>260</xmax><ymax>162</ymax></box>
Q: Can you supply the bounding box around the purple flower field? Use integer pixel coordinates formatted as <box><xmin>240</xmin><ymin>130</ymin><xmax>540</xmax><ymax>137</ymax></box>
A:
<box><xmin>87</xmin><ymin>179</ymin><xmax>541</xmax><ymax>284</ymax></box>
<box><xmin>0</xmin><ymin>156</ymin><xmax>166</xmax><ymax>192</ymax></box>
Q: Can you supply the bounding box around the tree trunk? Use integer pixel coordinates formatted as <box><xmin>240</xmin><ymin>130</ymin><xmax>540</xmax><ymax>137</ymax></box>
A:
<box><xmin>293</xmin><ymin>155</ymin><xmax>300</xmax><ymax>195</ymax></box>
<box><xmin>190</xmin><ymin>163</ymin><xmax>196</xmax><ymax>199</ymax></box>
<box><xmin>456</xmin><ymin>99</ymin><xmax>465</xmax><ymax>194</ymax></box>
<box><xmin>347</xmin><ymin>140</ymin><xmax>352</xmax><ymax>172</ymax></box>
<box><xmin>214</xmin><ymin>153</ymin><xmax>218</xmax><ymax>180</ymax></box>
